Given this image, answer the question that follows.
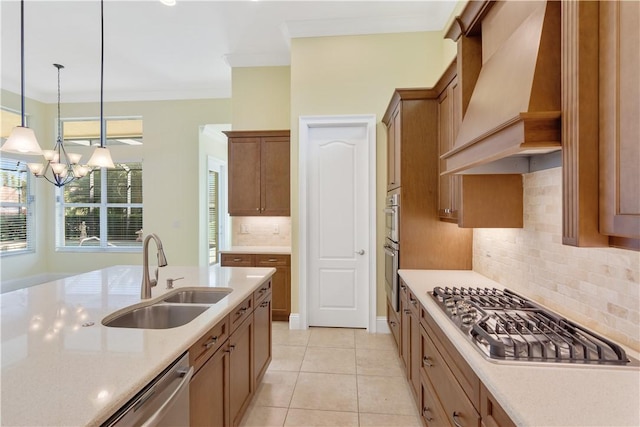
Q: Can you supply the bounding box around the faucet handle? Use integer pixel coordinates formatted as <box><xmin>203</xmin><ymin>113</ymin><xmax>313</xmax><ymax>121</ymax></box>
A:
<box><xmin>166</xmin><ymin>277</ymin><xmax>184</xmax><ymax>289</ymax></box>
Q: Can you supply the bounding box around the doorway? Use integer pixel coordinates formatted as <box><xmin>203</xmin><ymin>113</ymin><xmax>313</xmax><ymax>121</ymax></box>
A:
<box><xmin>298</xmin><ymin>115</ymin><xmax>376</xmax><ymax>331</ymax></box>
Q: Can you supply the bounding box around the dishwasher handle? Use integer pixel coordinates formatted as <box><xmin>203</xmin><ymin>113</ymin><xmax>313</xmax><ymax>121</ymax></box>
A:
<box><xmin>141</xmin><ymin>365</ymin><xmax>193</xmax><ymax>427</ymax></box>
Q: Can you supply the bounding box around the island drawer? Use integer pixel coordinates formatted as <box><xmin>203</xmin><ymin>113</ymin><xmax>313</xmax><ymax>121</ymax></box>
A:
<box><xmin>221</xmin><ymin>253</ymin><xmax>254</xmax><ymax>267</ymax></box>
<box><xmin>255</xmin><ymin>254</ymin><xmax>290</xmax><ymax>267</ymax></box>
<box><xmin>230</xmin><ymin>294</ymin><xmax>254</xmax><ymax>332</ymax></box>
<box><xmin>254</xmin><ymin>279</ymin><xmax>272</xmax><ymax>305</ymax></box>
<box><xmin>190</xmin><ymin>315</ymin><xmax>230</xmax><ymax>374</ymax></box>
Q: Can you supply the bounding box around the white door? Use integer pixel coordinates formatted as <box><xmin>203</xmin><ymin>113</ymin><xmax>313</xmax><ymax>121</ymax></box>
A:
<box><xmin>301</xmin><ymin>116</ymin><xmax>375</xmax><ymax>328</ymax></box>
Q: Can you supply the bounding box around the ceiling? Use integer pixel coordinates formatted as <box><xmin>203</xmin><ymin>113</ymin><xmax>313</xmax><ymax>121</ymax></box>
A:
<box><xmin>1</xmin><ymin>0</ymin><xmax>458</xmax><ymax>104</ymax></box>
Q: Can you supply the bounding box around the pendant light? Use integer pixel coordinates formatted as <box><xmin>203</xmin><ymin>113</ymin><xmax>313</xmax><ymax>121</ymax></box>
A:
<box><xmin>1</xmin><ymin>0</ymin><xmax>43</xmax><ymax>156</ymax></box>
<box><xmin>87</xmin><ymin>0</ymin><xmax>115</xmax><ymax>169</ymax></box>
<box><xmin>27</xmin><ymin>64</ymin><xmax>90</xmax><ymax>186</ymax></box>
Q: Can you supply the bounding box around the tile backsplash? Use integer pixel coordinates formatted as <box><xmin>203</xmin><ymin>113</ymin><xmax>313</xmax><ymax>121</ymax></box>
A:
<box><xmin>473</xmin><ymin>167</ymin><xmax>640</xmax><ymax>352</ymax></box>
<box><xmin>231</xmin><ymin>216</ymin><xmax>292</xmax><ymax>247</ymax></box>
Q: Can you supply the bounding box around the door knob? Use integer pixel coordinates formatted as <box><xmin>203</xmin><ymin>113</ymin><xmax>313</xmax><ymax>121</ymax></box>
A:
<box><xmin>355</xmin><ymin>249</ymin><xmax>365</xmax><ymax>255</ymax></box>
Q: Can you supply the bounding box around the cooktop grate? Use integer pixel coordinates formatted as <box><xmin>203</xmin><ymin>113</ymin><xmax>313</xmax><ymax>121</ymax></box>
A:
<box><xmin>431</xmin><ymin>286</ymin><xmax>632</xmax><ymax>365</ymax></box>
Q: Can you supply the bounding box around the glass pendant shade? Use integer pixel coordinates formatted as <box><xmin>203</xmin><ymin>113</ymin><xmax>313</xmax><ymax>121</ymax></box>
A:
<box><xmin>27</xmin><ymin>163</ymin><xmax>45</xmax><ymax>176</ymax></box>
<box><xmin>2</xmin><ymin>126</ymin><xmax>43</xmax><ymax>155</ymax></box>
<box><xmin>87</xmin><ymin>146</ymin><xmax>115</xmax><ymax>168</ymax></box>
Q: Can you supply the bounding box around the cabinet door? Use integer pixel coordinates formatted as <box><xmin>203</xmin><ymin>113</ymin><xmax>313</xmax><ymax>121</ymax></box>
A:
<box><xmin>387</xmin><ymin>106</ymin><xmax>402</xmax><ymax>191</ymax></box>
<box><xmin>399</xmin><ymin>282</ymin><xmax>410</xmax><ymax>371</ymax></box>
<box><xmin>409</xmin><ymin>293</ymin><xmax>421</xmax><ymax>402</ymax></box>
<box><xmin>439</xmin><ymin>76</ymin><xmax>462</xmax><ymax>222</ymax></box>
<box><xmin>255</xmin><ymin>254</ymin><xmax>291</xmax><ymax>321</ymax></box>
<box><xmin>599</xmin><ymin>0</ymin><xmax>640</xmax><ymax>244</ymax></box>
<box><xmin>190</xmin><ymin>346</ymin><xmax>230</xmax><ymax>427</ymax></box>
<box><xmin>254</xmin><ymin>292</ymin><xmax>272</xmax><ymax>384</ymax></box>
<box><xmin>261</xmin><ymin>137</ymin><xmax>290</xmax><ymax>216</ymax></box>
<box><xmin>230</xmin><ymin>315</ymin><xmax>254</xmax><ymax>427</ymax></box>
<box><xmin>228</xmin><ymin>137</ymin><xmax>262</xmax><ymax>216</ymax></box>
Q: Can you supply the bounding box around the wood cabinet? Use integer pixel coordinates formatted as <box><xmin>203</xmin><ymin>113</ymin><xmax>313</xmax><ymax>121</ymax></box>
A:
<box><xmin>382</xmin><ymin>89</ymin><xmax>472</xmax><ymax>270</ymax></box>
<box><xmin>561</xmin><ymin>0</ymin><xmax>639</xmax><ymax>251</ymax></box>
<box><xmin>221</xmin><ymin>252</ymin><xmax>291</xmax><ymax>321</ymax></box>
<box><xmin>225</xmin><ymin>130</ymin><xmax>290</xmax><ymax>216</ymax></box>
<box><xmin>480</xmin><ymin>383</ymin><xmax>516</xmax><ymax>427</ymax></box>
<box><xmin>399</xmin><ymin>279</ymin><xmax>422</xmax><ymax>402</ymax></box>
<box><xmin>190</xmin><ymin>282</ymin><xmax>272</xmax><ymax>427</ymax></box>
<box><xmin>436</xmin><ymin>61</ymin><xmax>524</xmax><ymax>229</ymax></box>
<box><xmin>253</xmin><ymin>282</ymin><xmax>272</xmax><ymax>384</ymax></box>
<box><xmin>229</xmin><ymin>313</ymin><xmax>254</xmax><ymax>427</ymax></box>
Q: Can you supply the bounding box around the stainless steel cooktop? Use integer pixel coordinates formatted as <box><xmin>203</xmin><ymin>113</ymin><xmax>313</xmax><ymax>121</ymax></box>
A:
<box><xmin>431</xmin><ymin>286</ymin><xmax>635</xmax><ymax>366</ymax></box>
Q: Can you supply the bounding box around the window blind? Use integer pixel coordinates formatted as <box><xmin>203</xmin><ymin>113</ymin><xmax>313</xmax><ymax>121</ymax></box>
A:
<box><xmin>0</xmin><ymin>157</ymin><xmax>34</xmax><ymax>254</ymax></box>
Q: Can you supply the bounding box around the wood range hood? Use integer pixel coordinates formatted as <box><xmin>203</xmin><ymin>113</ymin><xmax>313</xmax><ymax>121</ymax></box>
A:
<box><xmin>442</xmin><ymin>1</ymin><xmax>561</xmax><ymax>175</ymax></box>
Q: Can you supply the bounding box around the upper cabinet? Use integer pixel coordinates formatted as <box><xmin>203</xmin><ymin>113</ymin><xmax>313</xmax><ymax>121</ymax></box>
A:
<box><xmin>224</xmin><ymin>130</ymin><xmax>290</xmax><ymax>216</ymax></box>
<box><xmin>561</xmin><ymin>0</ymin><xmax>639</xmax><ymax>250</ymax></box>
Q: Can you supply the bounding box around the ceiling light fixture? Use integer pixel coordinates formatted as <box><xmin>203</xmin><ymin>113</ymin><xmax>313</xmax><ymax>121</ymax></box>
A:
<box><xmin>87</xmin><ymin>0</ymin><xmax>115</xmax><ymax>169</ymax></box>
<box><xmin>159</xmin><ymin>0</ymin><xmax>177</xmax><ymax>6</ymax></box>
<box><xmin>1</xmin><ymin>0</ymin><xmax>43</xmax><ymax>156</ymax></box>
<box><xmin>27</xmin><ymin>64</ymin><xmax>90</xmax><ymax>186</ymax></box>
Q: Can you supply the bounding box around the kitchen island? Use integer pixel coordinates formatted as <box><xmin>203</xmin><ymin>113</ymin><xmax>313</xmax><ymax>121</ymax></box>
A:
<box><xmin>399</xmin><ymin>269</ymin><xmax>640</xmax><ymax>426</ymax></box>
<box><xmin>0</xmin><ymin>264</ymin><xmax>275</xmax><ymax>426</ymax></box>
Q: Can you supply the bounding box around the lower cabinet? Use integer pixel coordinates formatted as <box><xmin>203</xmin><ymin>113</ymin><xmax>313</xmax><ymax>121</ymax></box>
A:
<box><xmin>189</xmin><ymin>282</ymin><xmax>272</xmax><ymax>427</ymax></box>
<box><xmin>392</xmin><ymin>282</ymin><xmax>514</xmax><ymax>427</ymax></box>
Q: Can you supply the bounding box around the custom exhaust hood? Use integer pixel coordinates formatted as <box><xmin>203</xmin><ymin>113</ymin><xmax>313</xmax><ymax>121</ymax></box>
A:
<box><xmin>441</xmin><ymin>1</ymin><xmax>561</xmax><ymax>175</ymax></box>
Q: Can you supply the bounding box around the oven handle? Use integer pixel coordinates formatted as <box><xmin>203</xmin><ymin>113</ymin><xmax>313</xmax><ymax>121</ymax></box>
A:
<box><xmin>383</xmin><ymin>245</ymin><xmax>396</xmax><ymax>257</ymax></box>
<box><xmin>383</xmin><ymin>208</ymin><xmax>396</xmax><ymax>214</ymax></box>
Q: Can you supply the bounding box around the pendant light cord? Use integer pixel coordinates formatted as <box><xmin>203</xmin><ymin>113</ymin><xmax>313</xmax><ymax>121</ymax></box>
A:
<box><xmin>100</xmin><ymin>0</ymin><xmax>105</xmax><ymax>148</ymax></box>
<box><xmin>56</xmin><ymin>65</ymin><xmax>62</xmax><ymax>141</ymax></box>
<box><xmin>20</xmin><ymin>0</ymin><xmax>25</xmax><ymax>127</ymax></box>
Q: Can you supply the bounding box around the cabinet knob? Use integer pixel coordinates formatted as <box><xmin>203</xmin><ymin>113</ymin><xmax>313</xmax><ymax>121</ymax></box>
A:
<box><xmin>389</xmin><ymin>321</ymin><xmax>397</xmax><ymax>327</ymax></box>
<box><xmin>256</xmin><ymin>208</ymin><xmax>260</xmax><ymax>211</ymax></box>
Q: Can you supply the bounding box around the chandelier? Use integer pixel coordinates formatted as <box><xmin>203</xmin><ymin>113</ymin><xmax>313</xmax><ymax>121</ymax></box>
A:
<box><xmin>27</xmin><ymin>64</ymin><xmax>90</xmax><ymax>187</ymax></box>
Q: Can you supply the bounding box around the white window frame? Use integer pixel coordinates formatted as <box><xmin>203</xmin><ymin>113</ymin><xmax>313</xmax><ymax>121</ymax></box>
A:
<box><xmin>0</xmin><ymin>157</ymin><xmax>35</xmax><ymax>257</ymax></box>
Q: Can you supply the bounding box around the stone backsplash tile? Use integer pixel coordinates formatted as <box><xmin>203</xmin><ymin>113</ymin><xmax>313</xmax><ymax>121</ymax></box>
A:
<box><xmin>473</xmin><ymin>167</ymin><xmax>640</xmax><ymax>352</ymax></box>
<box><xmin>231</xmin><ymin>216</ymin><xmax>292</xmax><ymax>247</ymax></box>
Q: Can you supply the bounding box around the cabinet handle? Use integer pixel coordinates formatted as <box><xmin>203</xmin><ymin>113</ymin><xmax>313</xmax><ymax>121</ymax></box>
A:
<box><xmin>236</xmin><ymin>307</ymin><xmax>248</xmax><ymax>316</ymax></box>
<box><xmin>204</xmin><ymin>336</ymin><xmax>218</xmax><ymax>349</ymax></box>
<box><xmin>256</xmin><ymin>208</ymin><xmax>260</xmax><ymax>212</ymax></box>
<box><xmin>233</xmin><ymin>258</ymin><xmax>242</xmax><ymax>262</ymax></box>
<box><xmin>403</xmin><ymin>309</ymin><xmax>411</xmax><ymax>314</ymax></box>
<box><xmin>452</xmin><ymin>412</ymin><xmax>463</xmax><ymax>427</ymax></box>
<box><xmin>260</xmin><ymin>301</ymin><xmax>269</xmax><ymax>308</ymax></box>
<box><xmin>400</xmin><ymin>283</ymin><xmax>406</xmax><ymax>290</ymax></box>
<box><xmin>259</xmin><ymin>287</ymin><xmax>268</xmax><ymax>294</ymax></box>
<box><xmin>410</xmin><ymin>299</ymin><xmax>418</xmax><ymax>306</ymax></box>
<box><xmin>423</xmin><ymin>356</ymin><xmax>433</xmax><ymax>367</ymax></box>
<box><xmin>445</xmin><ymin>208</ymin><xmax>451</xmax><ymax>214</ymax></box>
<box><xmin>268</xmin><ymin>258</ymin><xmax>278</xmax><ymax>262</ymax></box>
<box><xmin>422</xmin><ymin>407</ymin><xmax>434</xmax><ymax>422</ymax></box>
<box><xmin>389</xmin><ymin>321</ymin><xmax>397</xmax><ymax>327</ymax></box>
<box><xmin>228</xmin><ymin>344</ymin><xmax>236</xmax><ymax>353</ymax></box>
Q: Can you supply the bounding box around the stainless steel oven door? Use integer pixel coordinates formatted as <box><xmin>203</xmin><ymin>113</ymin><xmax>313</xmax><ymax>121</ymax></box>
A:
<box><xmin>383</xmin><ymin>239</ymin><xmax>399</xmax><ymax>312</ymax></box>
<box><xmin>385</xmin><ymin>192</ymin><xmax>399</xmax><ymax>243</ymax></box>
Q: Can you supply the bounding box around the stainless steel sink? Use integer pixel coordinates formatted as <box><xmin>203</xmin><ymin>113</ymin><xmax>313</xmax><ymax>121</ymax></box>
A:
<box><xmin>162</xmin><ymin>288</ymin><xmax>232</xmax><ymax>304</ymax></box>
<box><xmin>102</xmin><ymin>304</ymin><xmax>210</xmax><ymax>329</ymax></box>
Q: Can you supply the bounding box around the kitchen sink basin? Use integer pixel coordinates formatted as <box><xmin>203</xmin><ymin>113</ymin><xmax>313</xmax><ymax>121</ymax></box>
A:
<box><xmin>162</xmin><ymin>288</ymin><xmax>232</xmax><ymax>304</ymax></box>
<box><xmin>102</xmin><ymin>304</ymin><xmax>210</xmax><ymax>329</ymax></box>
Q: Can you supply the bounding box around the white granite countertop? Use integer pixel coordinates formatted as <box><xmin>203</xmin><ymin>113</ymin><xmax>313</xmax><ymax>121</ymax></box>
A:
<box><xmin>219</xmin><ymin>246</ymin><xmax>291</xmax><ymax>255</ymax></box>
<box><xmin>399</xmin><ymin>269</ymin><xmax>640</xmax><ymax>426</ymax></box>
<box><xmin>0</xmin><ymin>264</ymin><xmax>275</xmax><ymax>427</ymax></box>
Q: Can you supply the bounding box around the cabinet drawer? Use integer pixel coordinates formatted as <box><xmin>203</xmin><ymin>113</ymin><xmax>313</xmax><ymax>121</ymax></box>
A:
<box><xmin>230</xmin><ymin>295</ymin><xmax>254</xmax><ymax>332</ymax></box>
<box><xmin>387</xmin><ymin>298</ymin><xmax>401</xmax><ymax>349</ymax></box>
<box><xmin>480</xmin><ymin>383</ymin><xmax>516</xmax><ymax>427</ymax></box>
<box><xmin>255</xmin><ymin>254</ymin><xmax>290</xmax><ymax>267</ymax></box>
<box><xmin>421</xmin><ymin>305</ymin><xmax>480</xmax><ymax>408</ymax></box>
<box><xmin>254</xmin><ymin>279</ymin><xmax>272</xmax><ymax>305</ymax></box>
<box><xmin>421</xmin><ymin>325</ymin><xmax>480</xmax><ymax>427</ymax></box>
<box><xmin>420</xmin><ymin>372</ymin><xmax>449</xmax><ymax>427</ymax></box>
<box><xmin>408</xmin><ymin>289</ymin><xmax>420</xmax><ymax>316</ymax></box>
<box><xmin>221</xmin><ymin>253</ymin><xmax>254</xmax><ymax>267</ymax></box>
<box><xmin>190</xmin><ymin>315</ymin><xmax>230</xmax><ymax>374</ymax></box>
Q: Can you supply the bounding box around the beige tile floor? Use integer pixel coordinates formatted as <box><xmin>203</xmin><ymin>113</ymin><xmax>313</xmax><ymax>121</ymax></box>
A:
<box><xmin>239</xmin><ymin>322</ymin><xmax>422</xmax><ymax>427</ymax></box>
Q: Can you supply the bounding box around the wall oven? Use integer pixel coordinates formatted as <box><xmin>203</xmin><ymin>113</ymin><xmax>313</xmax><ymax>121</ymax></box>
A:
<box><xmin>384</xmin><ymin>238</ymin><xmax>399</xmax><ymax>311</ymax></box>
<box><xmin>384</xmin><ymin>191</ymin><xmax>399</xmax><ymax>244</ymax></box>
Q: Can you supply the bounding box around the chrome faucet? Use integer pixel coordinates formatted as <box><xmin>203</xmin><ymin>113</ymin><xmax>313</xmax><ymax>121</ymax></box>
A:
<box><xmin>141</xmin><ymin>233</ymin><xmax>168</xmax><ymax>299</ymax></box>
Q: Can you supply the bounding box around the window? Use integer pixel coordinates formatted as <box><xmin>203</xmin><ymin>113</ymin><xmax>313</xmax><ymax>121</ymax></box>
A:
<box><xmin>0</xmin><ymin>157</ymin><xmax>34</xmax><ymax>255</ymax></box>
<box><xmin>56</xmin><ymin>118</ymin><xmax>143</xmax><ymax>251</ymax></box>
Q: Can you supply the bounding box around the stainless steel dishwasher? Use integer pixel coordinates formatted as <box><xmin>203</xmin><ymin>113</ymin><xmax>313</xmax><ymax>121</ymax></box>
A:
<box><xmin>102</xmin><ymin>352</ymin><xmax>193</xmax><ymax>427</ymax></box>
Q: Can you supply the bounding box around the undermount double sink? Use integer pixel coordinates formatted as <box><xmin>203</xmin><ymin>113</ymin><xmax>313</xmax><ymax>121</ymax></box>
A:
<box><xmin>102</xmin><ymin>287</ymin><xmax>233</xmax><ymax>329</ymax></box>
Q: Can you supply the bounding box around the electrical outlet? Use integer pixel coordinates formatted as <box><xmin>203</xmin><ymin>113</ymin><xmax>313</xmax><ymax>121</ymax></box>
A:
<box><xmin>273</xmin><ymin>224</ymin><xmax>280</xmax><ymax>234</ymax></box>
<box><xmin>240</xmin><ymin>224</ymin><xmax>249</xmax><ymax>234</ymax></box>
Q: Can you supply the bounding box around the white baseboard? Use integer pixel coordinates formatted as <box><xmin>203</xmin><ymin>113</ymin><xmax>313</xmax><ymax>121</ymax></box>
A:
<box><xmin>288</xmin><ymin>313</ymin><xmax>301</xmax><ymax>330</ymax></box>
<box><xmin>287</xmin><ymin>313</ymin><xmax>390</xmax><ymax>334</ymax></box>
<box><xmin>376</xmin><ymin>316</ymin><xmax>390</xmax><ymax>334</ymax></box>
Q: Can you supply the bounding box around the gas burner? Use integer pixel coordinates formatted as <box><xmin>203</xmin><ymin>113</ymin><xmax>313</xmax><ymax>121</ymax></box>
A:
<box><xmin>431</xmin><ymin>286</ymin><xmax>633</xmax><ymax>366</ymax></box>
